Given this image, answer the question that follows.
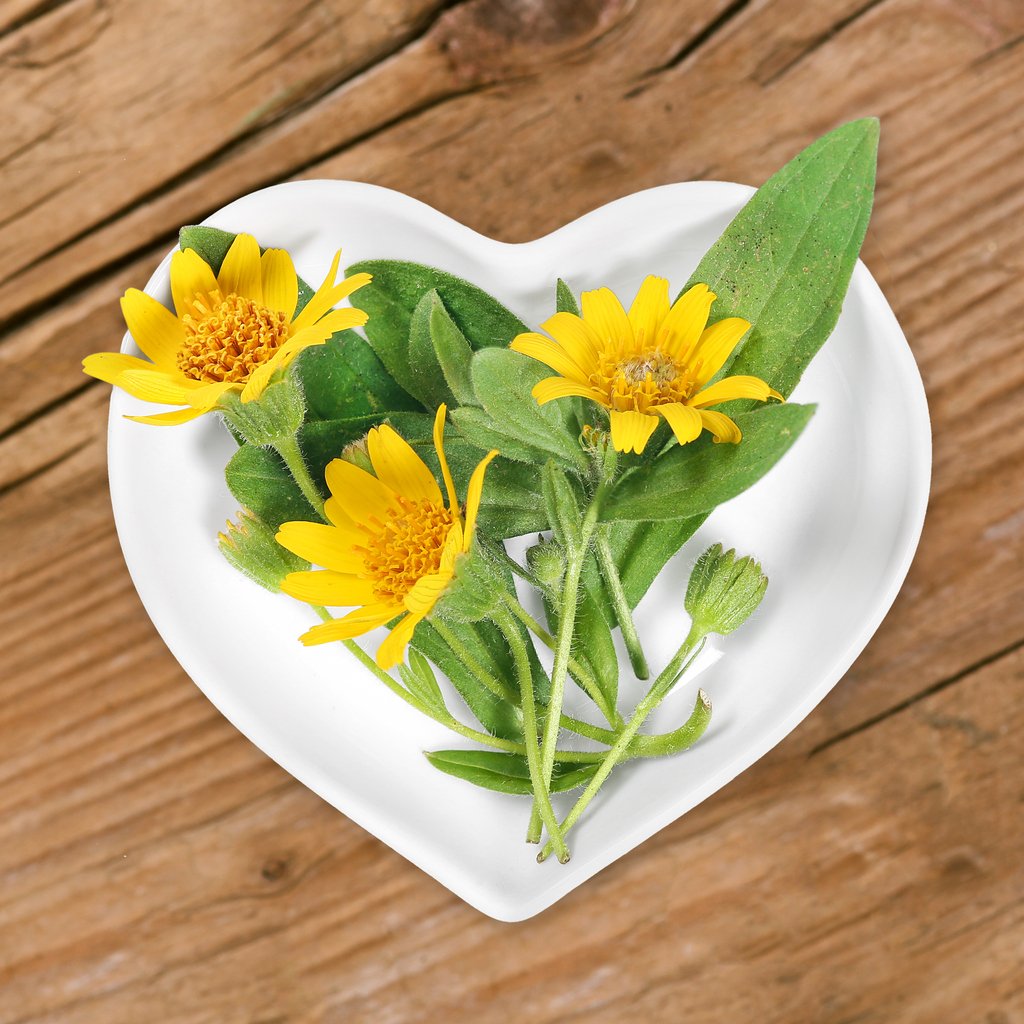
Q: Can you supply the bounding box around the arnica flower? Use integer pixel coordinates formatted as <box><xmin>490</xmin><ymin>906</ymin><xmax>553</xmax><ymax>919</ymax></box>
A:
<box><xmin>82</xmin><ymin>234</ymin><xmax>371</xmax><ymax>425</ymax></box>
<box><xmin>510</xmin><ymin>277</ymin><xmax>783</xmax><ymax>454</ymax></box>
<box><xmin>276</xmin><ymin>406</ymin><xmax>498</xmax><ymax>669</ymax></box>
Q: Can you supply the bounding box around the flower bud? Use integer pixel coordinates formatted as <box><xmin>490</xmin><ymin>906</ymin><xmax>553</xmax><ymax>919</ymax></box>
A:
<box><xmin>526</xmin><ymin>539</ymin><xmax>565</xmax><ymax>590</ymax></box>
<box><xmin>340</xmin><ymin>435</ymin><xmax>373</xmax><ymax>474</ymax></box>
<box><xmin>433</xmin><ymin>544</ymin><xmax>506</xmax><ymax>623</ymax></box>
<box><xmin>218</xmin><ymin>510</ymin><xmax>309</xmax><ymax>592</ymax></box>
<box><xmin>685</xmin><ymin>543</ymin><xmax>768</xmax><ymax>636</ymax></box>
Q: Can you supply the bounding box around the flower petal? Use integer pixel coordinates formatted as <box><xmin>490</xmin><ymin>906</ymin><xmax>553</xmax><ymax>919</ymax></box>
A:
<box><xmin>298</xmin><ymin>604</ymin><xmax>397</xmax><ymax>645</ymax></box>
<box><xmin>367</xmin><ymin>423</ymin><xmax>442</xmax><ymax>505</ymax></box>
<box><xmin>657</xmin><ymin>283</ymin><xmax>715</xmax><ymax>360</ymax></box>
<box><xmin>291</xmin><ymin>249</ymin><xmax>371</xmax><ymax>332</ymax></box>
<box><xmin>433</xmin><ymin>405</ymin><xmax>460</xmax><ymax>522</ymax></box>
<box><xmin>698</xmin><ymin>409</ymin><xmax>742</xmax><ymax>444</ymax></box>
<box><xmin>217</xmin><ymin>233</ymin><xmax>263</xmax><ymax>302</ymax></box>
<box><xmin>581</xmin><ymin>287</ymin><xmax>633</xmax><ymax>355</ymax></box>
<box><xmin>171</xmin><ymin>248</ymin><xmax>220</xmax><ymax>318</ymax></box>
<box><xmin>376</xmin><ymin>612</ymin><xmax>423</xmax><ymax>669</ymax></box>
<box><xmin>532</xmin><ymin>377</ymin><xmax>604</xmax><ymax>405</ymax></box>
<box><xmin>541</xmin><ymin>311</ymin><xmax>602</xmax><ymax>368</ymax></box>
<box><xmin>275</xmin><ymin>521</ymin><xmax>366</xmax><ymax>573</ymax></box>
<box><xmin>281</xmin><ymin>569</ymin><xmax>378</xmax><ymax>607</ymax></box>
<box><xmin>628</xmin><ymin>275</ymin><xmax>670</xmax><ymax>351</ymax></box>
<box><xmin>689</xmin><ymin>317</ymin><xmax>751</xmax><ymax>387</ymax></box>
<box><xmin>261</xmin><ymin>248</ymin><xmax>299</xmax><ymax>319</ymax></box>
<box><xmin>404</xmin><ymin>571</ymin><xmax>452</xmax><ymax>615</ymax></box>
<box><xmin>83</xmin><ymin>351</ymin><xmax>160</xmax><ymax>385</ymax></box>
<box><xmin>323</xmin><ymin>457</ymin><xmax>400</xmax><ymax>524</ymax></box>
<box><xmin>509</xmin><ymin>333</ymin><xmax>590</xmax><ymax>384</ymax></box>
<box><xmin>463</xmin><ymin>449</ymin><xmax>499</xmax><ymax>543</ymax></box>
<box><xmin>656</xmin><ymin>402</ymin><xmax>703</xmax><ymax>446</ymax></box>
<box><xmin>116</xmin><ymin>369</ymin><xmax>206</xmax><ymax>406</ymax></box>
<box><xmin>120</xmin><ymin>289</ymin><xmax>184</xmax><ymax>368</ymax></box>
<box><xmin>690</xmin><ymin>375</ymin><xmax>783</xmax><ymax>408</ymax></box>
<box><xmin>125</xmin><ymin>406</ymin><xmax>207</xmax><ymax>426</ymax></box>
<box><xmin>609</xmin><ymin>410</ymin><xmax>659</xmax><ymax>454</ymax></box>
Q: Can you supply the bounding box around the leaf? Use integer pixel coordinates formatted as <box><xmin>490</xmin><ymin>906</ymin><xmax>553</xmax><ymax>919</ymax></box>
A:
<box><xmin>428</xmin><ymin>292</ymin><xmax>477</xmax><ymax>405</ymax></box>
<box><xmin>347</xmin><ymin>259</ymin><xmax>528</xmax><ymax>388</ymax></box>
<box><xmin>424</xmin><ymin>750</ymin><xmax>598</xmax><ymax>795</ymax></box>
<box><xmin>225</xmin><ymin>444</ymin><xmax>318</xmax><ymax>528</ymax></box>
<box><xmin>406</xmin><ymin>290</ymin><xmax>454</xmax><ymax>408</ymax></box>
<box><xmin>469</xmin><ymin>348</ymin><xmax>587</xmax><ymax>472</ymax></box>
<box><xmin>684</xmin><ymin>118</ymin><xmax>878</xmax><ymax>403</ymax></box>
<box><xmin>300</xmin><ymin>412</ymin><xmax>433</xmax><ymax>483</ymax></box>
<box><xmin>541</xmin><ymin>460</ymin><xmax>581</xmax><ymax>549</ymax></box>
<box><xmin>398</xmin><ymin>649</ymin><xmax>447</xmax><ymax>716</ymax></box>
<box><xmin>602</xmin><ymin>403</ymin><xmax>816</xmax><ymax>522</ymax></box>
<box><xmin>473</xmin><ymin>458</ymin><xmax>552</xmax><ymax>538</ymax></box>
<box><xmin>556</xmin><ymin>278</ymin><xmax>580</xmax><ymax>316</ymax></box>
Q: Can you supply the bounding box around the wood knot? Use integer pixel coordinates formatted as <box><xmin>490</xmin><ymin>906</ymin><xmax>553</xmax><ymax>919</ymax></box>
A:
<box><xmin>260</xmin><ymin>855</ymin><xmax>292</xmax><ymax>882</ymax></box>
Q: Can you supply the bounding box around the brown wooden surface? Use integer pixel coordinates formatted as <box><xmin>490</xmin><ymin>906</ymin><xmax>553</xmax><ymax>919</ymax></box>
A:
<box><xmin>1</xmin><ymin>1</ymin><xmax>1022</xmax><ymax>1020</ymax></box>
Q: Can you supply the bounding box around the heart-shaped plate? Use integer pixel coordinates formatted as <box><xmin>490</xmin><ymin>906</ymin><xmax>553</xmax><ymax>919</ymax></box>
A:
<box><xmin>107</xmin><ymin>180</ymin><xmax>931</xmax><ymax>921</ymax></box>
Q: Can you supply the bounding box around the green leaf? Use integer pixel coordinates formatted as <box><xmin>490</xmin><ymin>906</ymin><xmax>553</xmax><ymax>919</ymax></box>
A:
<box><xmin>469</xmin><ymin>348</ymin><xmax>587</xmax><ymax>472</ymax></box>
<box><xmin>541</xmin><ymin>460</ymin><xmax>581</xmax><ymax>549</ymax></box>
<box><xmin>428</xmin><ymin>292</ymin><xmax>477</xmax><ymax>405</ymax></box>
<box><xmin>347</xmin><ymin>259</ymin><xmax>528</xmax><ymax>388</ymax></box>
<box><xmin>473</xmin><ymin>458</ymin><xmax>551</xmax><ymax>538</ymax></box>
<box><xmin>425</xmin><ymin>750</ymin><xmax>598</xmax><ymax>795</ymax></box>
<box><xmin>406</xmin><ymin>290</ymin><xmax>455</xmax><ymax>408</ymax></box>
<box><xmin>556</xmin><ymin>278</ymin><xmax>580</xmax><ymax>316</ymax></box>
<box><xmin>602</xmin><ymin>403</ymin><xmax>816</xmax><ymax>522</ymax></box>
<box><xmin>685</xmin><ymin>118</ymin><xmax>878</xmax><ymax>402</ymax></box>
<box><xmin>398</xmin><ymin>649</ymin><xmax>448</xmax><ymax>716</ymax></box>
<box><xmin>225</xmin><ymin>444</ymin><xmax>318</xmax><ymax>529</ymax></box>
<box><xmin>300</xmin><ymin>412</ymin><xmax>433</xmax><ymax>484</ymax></box>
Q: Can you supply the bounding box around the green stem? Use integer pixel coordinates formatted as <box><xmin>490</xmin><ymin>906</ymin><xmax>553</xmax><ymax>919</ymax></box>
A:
<box><xmin>274</xmin><ymin>434</ymin><xmax>325</xmax><ymax>518</ymax></box>
<box><xmin>494</xmin><ymin>606</ymin><xmax>569</xmax><ymax>863</ymax></box>
<box><xmin>595</xmin><ymin>529</ymin><xmax>650</xmax><ymax>680</ymax></box>
<box><xmin>538</xmin><ymin>623</ymin><xmax>709</xmax><ymax>862</ymax></box>
<box><xmin>501</xmin><ymin>591</ymin><xmax>621</xmax><ymax>728</ymax></box>
<box><xmin>431</xmin><ymin>618</ymin><xmax>517</xmax><ymax>704</ymax></box>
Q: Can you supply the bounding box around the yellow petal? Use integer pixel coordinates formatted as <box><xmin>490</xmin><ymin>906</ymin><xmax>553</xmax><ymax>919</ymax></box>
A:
<box><xmin>125</xmin><ymin>406</ymin><xmax>206</xmax><ymax>426</ymax></box>
<box><xmin>261</xmin><ymin>248</ymin><xmax>299</xmax><ymax>319</ymax></box>
<box><xmin>628</xmin><ymin>276</ymin><xmax>670</xmax><ymax>351</ymax></box>
<box><xmin>463</xmin><ymin>449</ymin><xmax>499</xmax><ymax>543</ymax></box>
<box><xmin>275</xmin><ymin>521</ymin><xmax>366</xmax><ymax>573</ymax></box>
<box><xmin>217</xmin><ymin>233</ymin><xmax>263</xmax><ymax>302</ymax></box>
<box><xmin>581</xmin><ymin>287</ymin><xmax>633</xmax><ymax>355</ymax></box>
<box><xmin>171</xmin><ymin>248</ymin><xmax>220</xmax><ymax>317</ymax></box>
<box><xmin>368</xmin><ymin>423</ymin><xmax>442</xmax><ymax>505</ymax></box>
<box><xmin>115</xmin><ymin>369</ymin><xmax>204</xmax><ymax>406</ymax></box>
<box><xmin>698</xmin><ymin>409</ymin><xmax>742</xmax><ymax>444</ymax></box>
<box><xmin>403</xmin><ymin>571</ymin><xmax>452</xmax><ymax>615</ymax></box>
<box><xmin>689</xmin><ymin>317</ymin><xmax>751</xmax><ymax>387</ymax></box>
<box><xmin>532</xmin><ymin>377</ymin><xmax>604</xmax><ymax>405</ymax></box>
<box><xmin>690</xmin><ymin>375</ymin><xmax>783</xmax><ymax>408</ymax></box>
<box><xmin>656</xmin><ymin>402</ymin><xmax>703</xmax><ymax>445</ymax></box>
<box><xmin>120</xmin><ymin>289</ymin><xmax>184</xmax><ymax>368</ymax></box>
<box><xmin>83</xmin><ymin>351</ymin><xmax>160</xmax><ymax>385</ymax></box>
<box><xmin>281</xmin><ymin>569</ymin><xmax>378</xmax><ymax>607</ymax></box>
<box><xmin>298</xmin><ymin>604</ymin><xmax>397</xmax><ymax>645</ymax></box>
<box><xmin>376</xmin><ymin>612</ymin><xmax>423</xmax><ymax>669</ymax></box>
<box><xmin>433</xmin><ymin>405</ymin><xmax>460</xmax><ymax>522</ymax></box>
<box><xmin>541</xmin><ymin>311</ymin><xmax>602</xmax><ymax>368</ymax></box>
<box><xmin>609</xmin><ymin>410</ymin><xmax>659</xmax><ymax>454</ymax></box>
<box><xmin>323</xmin><ymin>457</ymin><xmax>400</xmax><ymax>524</ymax></box>
<box><xmin>238</xmin><ymin>355</ymin><xmax>281</xmax><ymax>403</ymax></box>
<box><xmin>657</xmin><ymin>283</ymin><xmax>715</xmax><ymax>360</ymax></box>
<box><xmin>441</xmin><ymin>521</ymin><xmax>465</xmax><ymax>565</ymax></box>
<box><xmin>292</xmin><ymin>249</ymin><xmax>372</xmax><ymax>332</ymax></box>
<box><xmin>509</xmin><ymin>333</ymin><xmax>590</xmax><ymax>385</ymax></box>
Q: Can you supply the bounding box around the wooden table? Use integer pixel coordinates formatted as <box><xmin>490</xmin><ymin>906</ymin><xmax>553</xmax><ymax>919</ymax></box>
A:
<box><xmin>2</xmin><ymin>1</ymin><xmax>1022</xmax><ymax>1020</ymax></box>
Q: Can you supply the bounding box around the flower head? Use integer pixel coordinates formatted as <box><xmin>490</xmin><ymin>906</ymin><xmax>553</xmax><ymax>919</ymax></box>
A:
<box><xmin>83</xmin><ymin>234</ymin><xmax>371</xmax><ymax>424</ymax></box>
<box><xmin>510</xmin><ymin>277</ymin><xmax>782</xmax><ymax>454</ymax></box>
<box><xmin>276</xmin><ymin>407</ymin><xmax>498</xmax><ymax>669</ymax></box>
<box><xmin>685</xmin><ymin>543</ymin><xmax>768</xmax><ymax>636</ymax></box>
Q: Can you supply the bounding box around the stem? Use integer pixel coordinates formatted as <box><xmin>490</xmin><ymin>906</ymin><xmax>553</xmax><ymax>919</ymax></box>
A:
<box><xmin>501</xmin><ymin>591</ymin><xmax>621</xmax><ymax>728</ymax></box>
<box><xmin>595</xmin><ymin>529</ymin><xmax>650</xmax><ymax>680</ymax></box>
<box><xmin>538</xmin><ymin>623</ymin><xmax>708</xmax><ymax>862</ymax></box>
<box><xmin>431</xmin><ymin>619</ymin><xmax>517</xmax><ymax>703</ymax></box>
<box><xmin>495</xmin><ymin>607</ymin><xmax>569</xmax><ymax>863</ymax></box>
<box><xmin>274</xmin><ymin>434</ymin><xmax>325</xmax><ymax>518</ymax></box>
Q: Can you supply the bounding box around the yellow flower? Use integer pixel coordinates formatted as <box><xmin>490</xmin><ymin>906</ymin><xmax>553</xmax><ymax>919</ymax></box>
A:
<box><xmin>276</xmin><ymin>406</ymin><xmax>498</xmax><ymax>669</ymax></box>
<box><xmin>510</xmin><ymin>277</ymin><xmax>783</xmax><ymax>454</ymax></box>
<box><xmin>83</xmin><ymin>234</ymin><xmax>371</xmax><ymax>425</ymax></box>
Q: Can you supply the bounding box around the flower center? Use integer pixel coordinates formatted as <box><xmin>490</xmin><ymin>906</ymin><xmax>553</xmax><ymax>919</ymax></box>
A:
<box><xmin>590</xmin><ymin>348</ymin><xmax>700</xmax><ymax>413</ymax></box>
<box><xmin>359</xmin><ymin>498</ymin><xmax>455</xmax><ymax>603</ymax></box>
<box><xmin>177</xmin><ymin>294</ymin><xmax>291</xmax><ymax>384</ymax></box>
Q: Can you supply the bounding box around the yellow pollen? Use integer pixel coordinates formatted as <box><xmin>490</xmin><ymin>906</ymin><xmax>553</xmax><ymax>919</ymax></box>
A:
<box><xmin>358</xmin><ymin>498</ymin><xmax>454</xmax><ymax>603</ymax></box>
<box><xmin>177</xmin><ymin>293</ymin><xmax>291</xmax><ymax>384</ymax></box>
<box><xmin>589</xmin><ymin>347</ymin><xmax>701</xmax><ymax>413</ymax></box>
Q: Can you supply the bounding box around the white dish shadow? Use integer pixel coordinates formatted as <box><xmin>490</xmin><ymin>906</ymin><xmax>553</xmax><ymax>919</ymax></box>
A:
<box><xmin>107</xmin><ymin>180</ymin><xmax>931</xmax><ymax>921</ymax></box>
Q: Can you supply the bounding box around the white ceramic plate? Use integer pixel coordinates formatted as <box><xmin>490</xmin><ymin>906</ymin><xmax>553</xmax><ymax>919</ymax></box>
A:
<box><xmin>108</xmin><ymin>180</ymin><xmax>931</xmax><ymax>921</ymax></box>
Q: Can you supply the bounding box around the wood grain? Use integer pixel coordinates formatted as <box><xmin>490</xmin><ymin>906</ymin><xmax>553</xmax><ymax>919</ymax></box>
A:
<box><xmin>1</xmin><ymin>0</ymin><xmax>1022</xmax><ymax>1021</ymax></box>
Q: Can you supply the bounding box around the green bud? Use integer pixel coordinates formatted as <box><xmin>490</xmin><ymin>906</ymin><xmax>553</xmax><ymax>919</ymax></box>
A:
<box><xmin>217</xmin><ymin>376</ymin><xmax>306</xmax><ymax>447</ymax></box>
<box><xmin>218</xmin><ymin>510</ymin><xmax>309</xmax><ymax>592</ymax></box>
<box><xmin>434</xmin><ymin>544</ymin><xmax>507</xmax><ymax>623</ymax></box>
<box><xmin>526</xmin><ymin>539</ymin><xmax>565</xmax><ymax>590</ymax></box>
<box><xmin>340</xmin><ymin>435</ymin><xmax>373</xmax><ymax>473</ymax></box>
<box><xmin>685</xmin><ymin>543</ymin><xmax>768</xmax><ymax>636</ymax></box>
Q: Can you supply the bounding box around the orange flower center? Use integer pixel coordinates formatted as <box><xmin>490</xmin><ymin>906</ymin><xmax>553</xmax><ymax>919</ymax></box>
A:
<box><xmin>177</xmin><ymin>293</ymin><xmax>291</xmax><ymax>384</ymax></box>
<box><xmin>358</xmin><ymin>498</ymin><xmax>455</xmax><ymax>603</ymax></box>
<box><xmin>590</xmin><ymin>348</ymin><xmax>701</xmax><ymax>414</ymax></box>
